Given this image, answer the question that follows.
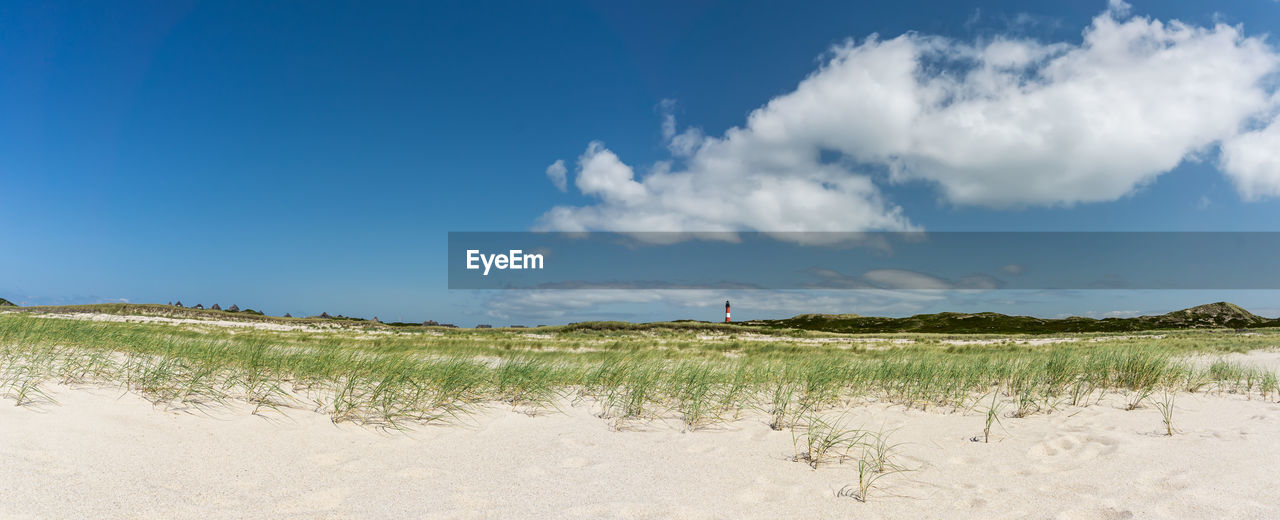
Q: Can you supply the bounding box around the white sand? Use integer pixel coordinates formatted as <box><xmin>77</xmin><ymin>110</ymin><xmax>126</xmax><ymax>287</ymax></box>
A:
<box><xmin>4</xmin><ymin>383</ymin><xmax>1280</xmax><ymax>519</ymax></box>
<box><xmin>696</xmin><ymin>333</ymin><xmax>913</xmax><ymax>345</ymax></box>
<box><xmin>1188</xmin><ymin>350</ymin><xmax>1280</xmax><ymax>373</ymax></box>
<box><xmin>940</xmin><ymin>334</ymin><xmax>1168</xmax><ymax>347</ymax></box>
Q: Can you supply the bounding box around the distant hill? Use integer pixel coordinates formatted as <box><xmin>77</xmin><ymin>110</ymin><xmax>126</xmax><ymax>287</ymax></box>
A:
<box><xmin>0</xmin><ymin>297</ymin><xmax>15</xmax><ymax>307</ymax></box>
<box><xmin>745</xmin><ymin>302</ymin><xmax>1277</xmax><ymax>334</ymax></box>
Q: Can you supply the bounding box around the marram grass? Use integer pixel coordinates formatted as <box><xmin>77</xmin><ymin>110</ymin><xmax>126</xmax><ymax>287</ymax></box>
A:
<box><xmin>2</xmin><ymin>314</ymin><xmax>1278</xmax><ymax>430</ymax></box>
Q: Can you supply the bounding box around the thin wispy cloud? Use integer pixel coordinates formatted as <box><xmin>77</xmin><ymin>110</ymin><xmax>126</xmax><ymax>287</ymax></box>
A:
<box><xmin>544</xmin><ymin>160</ymin><xmax>568</xmax><ymax>192</ymax></box>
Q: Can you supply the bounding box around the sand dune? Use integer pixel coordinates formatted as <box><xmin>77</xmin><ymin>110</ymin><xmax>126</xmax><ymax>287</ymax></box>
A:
<box><xmin>3</xmin><ymin>380</ymin><xmax>1279</xmax><ymax>519</ymax></box>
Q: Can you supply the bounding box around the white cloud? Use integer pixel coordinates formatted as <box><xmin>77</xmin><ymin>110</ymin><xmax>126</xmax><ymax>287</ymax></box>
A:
<box><xmin>1219</xmin><ymin>112</ymin><xmax>1280</xmax><ymax>200</ymax></box>
<box><xmin>659</xmin><ymin>100</ymin><xmax>705</xmax><ymax>157</ymax></box>
<box><xmin>484</xmin><ymin>288</ymin><xmax>944</xmax><ymax>321</ymax></box>
<box><xmin>1001</xmin><ymin>264</ymin><xmax>1026</xmax><ymax>276</ymax></box>
<box><xmin>485</xmin><ymin>289</ymin><xmax>668</xmax><ymax>320</ymax></box>
<box><xmin>808</xmin><ymin>268</ymin><xmax>1002</xmax><ymax>290</ymax></box>
<box><xmin>745</xmin><ymin>4</ymin><xmax>1277</xmax><ymax>207</ymax></box>
<box><xmin>572</xmin><ymin>142</ymin><xmax>647</xmax><ymax>205</ymax></box>
<box><xmin>1063</xmin><ymin>308</ymin><xmax>1142</xmax><ymax>319</ymax></box>
<box><xmin>660</xmin><ymin>105</ymin><xmax>677</xmax><ymax>142</ymax></box>
<box><xmin>861</xmin><ymin>269</ymin><xmax>954</xmax><ymax>290</ymax></box>
<box><xmin>668</xmin><ymin>127</ymin><xmax>704</xmax><ymax>158</ymax></box>
<box><xmin>544</xmin><ymin>160</ymin><xmax>568</xmax><ymax>192</ymax></box>
<box><xmin>540</xmin><ymin>4</ymin><xmax>1280</xmax><ymax>232</ymax></box>
<box><xmin>537</xmin><ymin>137</ymin><xmax>914</xmax><ymax>232</ymax></box>
<box><xmin>1106</xmin><ymin>0</ymin><xmax>1131</xmax><ymax>18</ymax></box>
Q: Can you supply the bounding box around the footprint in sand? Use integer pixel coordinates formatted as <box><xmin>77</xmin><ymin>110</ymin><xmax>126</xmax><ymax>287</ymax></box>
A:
<box><xmin>953</xmin><ymin>496</ymin><xmax>987</xmax><ymax>509</ymax></box>
<box><xmin>559</xmin><ymin>456</ymin><xmax>591</xmax><ymax>468</ymax></box>
<box><xmin>946</xmin><ymin>455</ymin><xmax>984</xmax><ymax>466</ymax></box>
<box><xmin>557</xmin><ymin>436</ymin><xmax>594</xmax><ymax>450</ymax></box>
<box><xmin>1028</xmin><ymin>434</ymin><xmax>1118</xmax><ymax>465</ymax></box>
<box><xmin>1028</xmin><ymin>436</ymin><xmax>1068</xmax><ymax>458</ymax></box>
<box><xmin>1131</xmin><ymin>469</ymin><xmax>1193</xmax><ymax>493</ymax></box>
<box><xmin>736</xmin><ymin>477</ymin><xmax>778</xmax><ymax>504</ymax></box>
<box><xmin>685</xmin><ymin>443</ymin><xmax>718</xmax><ymax>454</ymax></box>
<box><xmin>1056</xmin><ymin>507</ymin><xmax>1134</xmax><ymax>520</ymax></box>
<box><xmin>277</xmin><ymin>486</ymin><xmax>350</xmax><ymax>513</ymax></box>
<box><xmin>1154</xmin><ymin>474</ymin><xmax>1192</xmax><ymax>492</ymax></box>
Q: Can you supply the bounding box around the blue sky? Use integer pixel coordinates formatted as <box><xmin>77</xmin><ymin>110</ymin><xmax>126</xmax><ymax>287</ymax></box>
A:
<box><xmin>4</xmin><ymin>1</ymin><xmax>1280</xmax><ymax>325</ymax></box>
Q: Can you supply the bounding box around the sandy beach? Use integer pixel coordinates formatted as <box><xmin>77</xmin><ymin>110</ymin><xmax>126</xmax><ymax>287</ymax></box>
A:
<box><xmin>4</xmin><ymin>380</ymin><xmax>1279</xmax><ymax>519</ymax></box>
<box><xmin>12</xmin><ymin>0</ymin><xmax>1280</xmax><ymax>517</ymax></box>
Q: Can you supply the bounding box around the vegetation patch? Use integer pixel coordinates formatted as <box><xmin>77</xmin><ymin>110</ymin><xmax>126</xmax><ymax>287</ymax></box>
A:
<box><xmin>3</xmin><ymin>313</ymin><xmax>1279</xmax><ymax>432</ymax></box>
<box><xmin>747</xmin><ymin>302</ymin><xmax>1277</xmax><ymax>334</ymax></box>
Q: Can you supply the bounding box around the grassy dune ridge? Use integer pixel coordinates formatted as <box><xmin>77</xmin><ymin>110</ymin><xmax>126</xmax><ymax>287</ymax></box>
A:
<box><xmin>3</xmin><ymin>312</ymin><xmax>1279</xmax><ymax>432</ymax></box>
<box><xmin>751</xmin><ymin>302</ymin><xmax>1280</xmax><ymax>333</ymax></box>
<box><xmin>9</xmin><ymin>301</ymin><xmax>1276</xmax><ymax>334</ymax></box>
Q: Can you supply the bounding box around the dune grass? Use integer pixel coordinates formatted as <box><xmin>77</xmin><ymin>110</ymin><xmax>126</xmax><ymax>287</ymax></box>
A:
<box><xmin>2</xmin><ymin>313</ymin><xmax>1279</xmax><ymax>430</ymax></box>
<box><xmin>793</xmin><ymin>413</ymin><xmax>869</xmax><ymax>468</ymax></box>
<box><xmin>1151</xmin><ymin>390</ymin><xmax>1177</xmax><ymax>436</ymax></box>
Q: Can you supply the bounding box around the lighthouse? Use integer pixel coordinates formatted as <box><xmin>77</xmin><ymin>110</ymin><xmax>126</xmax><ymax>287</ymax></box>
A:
<box><xmin>725</xmin><ymin>300</ymin><xmax>731</xmax><ymax>323</ymax></box>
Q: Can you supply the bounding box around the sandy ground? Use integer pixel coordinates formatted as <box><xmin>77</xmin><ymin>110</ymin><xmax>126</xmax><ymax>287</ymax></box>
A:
<box><xmin>1188</xmin><ymin>349</ymin><xmax>1280</xmax><ymax>373</ymax></box>
<box><xmin>4</xmin><ymin>383</ymin><xmax>1280</xmax><ymax>519</ymax></box>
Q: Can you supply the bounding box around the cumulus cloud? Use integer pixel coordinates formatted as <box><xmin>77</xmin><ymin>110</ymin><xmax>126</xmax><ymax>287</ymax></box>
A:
<box><xmin>1220</xmin><ymin>111</ymin><xmax>1280</xmax><ymax>200</ymax></box>
<box><xmin>572</xmin><ymin>142</ymin><xmax>648</xmax><ymax>205</ymax></box>
<box><xmin>659</xmin><ymin>100</ymin><xmax>706</xmax><ymax>157</ymax></box>
<box><xmin>545</xmin><ymin>160</ymin><xmax>568</xmax><ymax>192</ymax></box>
<box><xmin>877</xmin><ymin>7</ymin><xmax>1276</xmax><ymax>206</ymax></box>
<box><xmin>540</xmin><ymin>3</ymin><xmax>1280</xmax><ymax>232</ymax></box>
<box><xmin>538</xmin><ymin>137</ymin><xmax>914</xmax><ymax>232</ymax></box>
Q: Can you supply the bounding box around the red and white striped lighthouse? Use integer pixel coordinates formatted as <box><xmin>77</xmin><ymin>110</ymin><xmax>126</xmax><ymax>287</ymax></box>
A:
<box><xmin>725</xmin><ymin>300</ymin><xmax>731</xmax><ymax>323</ymax></box>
